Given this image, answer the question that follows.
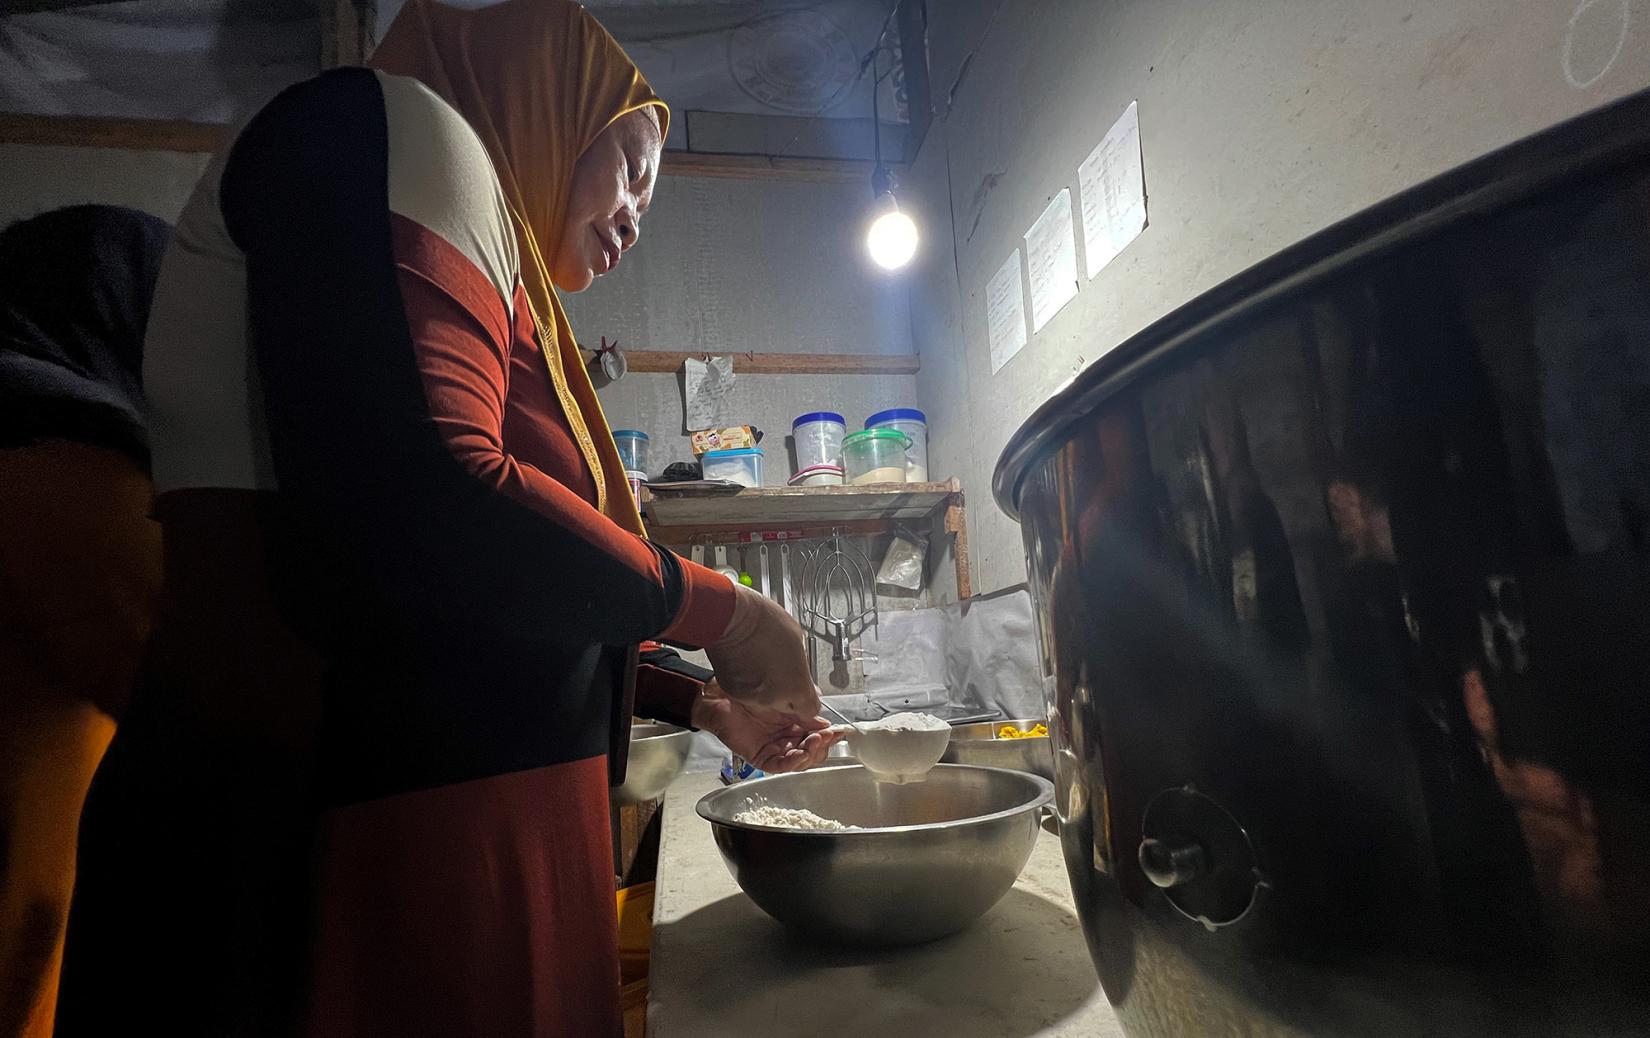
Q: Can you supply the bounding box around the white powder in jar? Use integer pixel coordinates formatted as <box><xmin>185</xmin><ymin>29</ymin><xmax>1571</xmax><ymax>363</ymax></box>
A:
<box><xmin>733</xmin><ymin>802</ymin><xmax>858</xmax><ymax>831</ymax></box>
<box><xmin>850</xmin><ymin>465</ymin><xmax>907</xmax><ymax>485</ymax></box>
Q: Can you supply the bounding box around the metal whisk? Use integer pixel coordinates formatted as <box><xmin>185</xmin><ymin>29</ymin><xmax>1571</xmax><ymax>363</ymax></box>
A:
<box><xmin>796</xmin><ymin>531</ymin><xmax>879</xmax><ymax>664</ymax></box>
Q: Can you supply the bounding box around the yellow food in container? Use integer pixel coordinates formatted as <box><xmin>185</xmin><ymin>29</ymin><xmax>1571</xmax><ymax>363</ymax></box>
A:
<box><xmin>997</xmin><ymin>723</ymin><xmax>1048</xmax><ymax>740</ymax></box>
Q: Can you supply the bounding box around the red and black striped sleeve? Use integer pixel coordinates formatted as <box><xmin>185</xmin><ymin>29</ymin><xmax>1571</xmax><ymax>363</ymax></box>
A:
<box><xmin>634</xmin><ymin>642</ymin><xmax>714</xmax><ymax>729</ymax></box>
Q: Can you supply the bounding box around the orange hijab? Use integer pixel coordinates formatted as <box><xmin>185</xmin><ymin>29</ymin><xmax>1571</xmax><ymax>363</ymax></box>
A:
<box><xmin>370</xmin><ymin>0</ymin><xmax>667</xmax><ymax>535</ymax></box>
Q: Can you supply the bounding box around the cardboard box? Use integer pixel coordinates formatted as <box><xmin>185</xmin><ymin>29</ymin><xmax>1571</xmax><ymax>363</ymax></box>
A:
<box><xmin>690</xmin><ymin>426</ymin><xmax>759</xmax><ymax>454</ymax></box>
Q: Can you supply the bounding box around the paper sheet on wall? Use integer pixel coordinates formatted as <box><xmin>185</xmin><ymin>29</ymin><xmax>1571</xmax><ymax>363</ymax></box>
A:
<box><xmin>1024</xmin><ymin>188</ymin><xmax>1079</xmax><ymax>333</ymax></box>
<box><xmin>1078</xmin><ymin>100</ymin><xmax>1147</xmax><ymax>279</ymax></box>
<box><xmin>986</xmin><ymin>249</ymin><xmax>1028</xmax><ymax>373</ymax></box>
<box><xmin>682</xmin><ymin>355</ymin><xmax>736</xmax><ymax>431</ymax></box>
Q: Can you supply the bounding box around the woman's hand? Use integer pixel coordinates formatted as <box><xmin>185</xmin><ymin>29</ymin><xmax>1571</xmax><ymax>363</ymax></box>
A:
<box><xmin>692</xmin><ymin>681</ymin><xmax>841</xmax><ymax>773</ymax></box>
<box><xmin>703</xmin><ymin>584</ymin><xmax>821</xmax><ymax>717</ymax></box>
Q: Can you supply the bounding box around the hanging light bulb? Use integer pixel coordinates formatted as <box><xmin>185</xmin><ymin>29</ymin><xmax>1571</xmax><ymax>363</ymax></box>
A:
<box><xmin>866</xmin><ymin>190</ymin><xmax>919</xmax><ymax>270</ymax></box>
<box><xmin>861</xmin><ymin>34</ymin><xmax>917</xmax><ymax>272</ymax></box>
<box><xmin>865</xmin><ymin>164</ymin><xmax>918</xmax><ymax>270</ymax></box>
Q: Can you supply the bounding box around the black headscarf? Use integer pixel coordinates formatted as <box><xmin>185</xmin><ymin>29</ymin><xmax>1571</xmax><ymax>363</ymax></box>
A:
<box><xmin>0</xmin><ymin>204</ymin><xmax>171</xmax><ymax>467</ymax></box>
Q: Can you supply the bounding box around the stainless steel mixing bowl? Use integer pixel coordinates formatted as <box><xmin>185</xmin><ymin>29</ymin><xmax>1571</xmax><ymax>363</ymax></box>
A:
<box><xmin>696</xmin><ymin>763</ymin><xmax>1053</xmax><ymax>946</ymax></box>
<box><xmin>941</xmin><ymin>719</ymin><xmax>1054</xmax><ymax>782</ymax></box>
<box><xmin>610</xmin><ymin>722</ymin><xmax>692</xmax><ymax>805</ymax></box>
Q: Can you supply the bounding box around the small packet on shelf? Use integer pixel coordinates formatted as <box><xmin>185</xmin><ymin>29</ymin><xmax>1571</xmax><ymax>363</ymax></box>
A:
<box><xmin>690</xmin><ymin>425</ymin><xmax>761</xmax><ymax>455</ymax></box>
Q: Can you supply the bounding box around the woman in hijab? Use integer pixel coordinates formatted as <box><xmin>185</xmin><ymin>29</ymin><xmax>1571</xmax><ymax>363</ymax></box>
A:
<box><xmin>58</xmin><ymin>3</ymin><xmax>833</xmax><ymax>1035</ymax></box>
<box><xmin>0</xmin><ymin>204</ymin><xmax>168</xmax><ymax>1038</ymax></box>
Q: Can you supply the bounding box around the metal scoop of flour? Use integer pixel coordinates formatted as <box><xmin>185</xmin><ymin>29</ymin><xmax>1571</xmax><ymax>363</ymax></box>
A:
<box><xmin>823</xmin><ymin>705</ymin><xmax>950</xmax><ymax>784</ymax></box>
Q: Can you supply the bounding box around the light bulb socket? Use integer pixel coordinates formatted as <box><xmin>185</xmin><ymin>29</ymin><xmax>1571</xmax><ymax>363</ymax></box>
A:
<box><xmin>870</xmin><ymin>164</ymin><xmax>897</xmax><ymax>200</ymax></box>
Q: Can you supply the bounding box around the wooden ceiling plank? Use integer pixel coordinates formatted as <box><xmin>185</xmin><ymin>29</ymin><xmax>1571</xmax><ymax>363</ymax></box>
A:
<box><xmin>0</xmin><ymin>111</ymin><xmax>903</xmax><ymax>185</ymax></box>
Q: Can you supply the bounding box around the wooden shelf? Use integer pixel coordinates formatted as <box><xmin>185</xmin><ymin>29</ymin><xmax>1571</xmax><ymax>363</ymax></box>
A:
<box><xmin>606</xmin><ymin>349</ymin><xmax>919</xmax><ymax>376</ymax></box>
<box><xmin>647</xmin><ymin>480</ymin><xmax>958</xmax><ymax>531</ymax></box>
<box><xmin>0</xmin><ymin>112</ymin><xmax>900</xmax><ymax>184</ymax></box>
<box><xmin>647</xmin><ymin>479</ymin><xmax>970</xmax><ymax>598</ymax></box>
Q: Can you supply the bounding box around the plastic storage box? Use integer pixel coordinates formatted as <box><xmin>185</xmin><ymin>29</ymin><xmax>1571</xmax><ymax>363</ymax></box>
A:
<box><xmin>701</xmin><ymin>447</ymin><xmax>764</xmax><ymax>487</ymax></box>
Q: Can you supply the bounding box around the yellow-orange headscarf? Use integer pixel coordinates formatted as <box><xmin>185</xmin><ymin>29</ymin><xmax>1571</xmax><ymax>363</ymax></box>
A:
<box><xmin>370</xmin><ymin>0</ymin><xmax>667</xmax><ymax>535</ymax></box>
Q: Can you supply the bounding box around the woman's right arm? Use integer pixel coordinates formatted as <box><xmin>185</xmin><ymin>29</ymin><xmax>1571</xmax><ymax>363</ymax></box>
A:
<box><xmin>218</xmin><ymin>69</ymin><xmax>733</xmax><ymax>647</ymax></box>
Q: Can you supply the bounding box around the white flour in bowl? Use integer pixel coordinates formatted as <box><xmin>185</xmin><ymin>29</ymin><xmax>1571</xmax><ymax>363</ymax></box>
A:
<box><xmin>733</xmin><ymin>802</ymin><xmax>858</xmax><ymax>831</ymax></box>
<box><xmin>848</xmin><ymin>712</ymin><xmax>952</xmax><ymax>783</ymax></box>
<box><xmin>858</xmin><ymin>711</ymin><xmax>949</xmax><ymax>733</ymax></box>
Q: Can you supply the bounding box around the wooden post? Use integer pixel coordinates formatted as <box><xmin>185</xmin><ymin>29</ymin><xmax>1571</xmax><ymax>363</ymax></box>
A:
<box><xmin>943</xmin><ymin>480</ymin><xmax>972</xmax><ymax>599</ymax></box>
<box><xmin>319</xmin><ymin>0</ymin><xmax>376</xmax><ymax>69</ymax></box>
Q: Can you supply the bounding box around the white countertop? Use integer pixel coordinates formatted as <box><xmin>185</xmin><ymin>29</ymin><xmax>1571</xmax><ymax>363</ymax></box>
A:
<box><xmin>647</xmin><ymin>772</ymin><xmax>1126</xmax><ymax>1038</ymax></box>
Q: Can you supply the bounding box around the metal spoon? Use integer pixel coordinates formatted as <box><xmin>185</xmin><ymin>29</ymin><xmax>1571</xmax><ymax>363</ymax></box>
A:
<box><xmin>819</xmin><ymin>699</ymin><xmax>865</xmax><ymax>736</ymax></box>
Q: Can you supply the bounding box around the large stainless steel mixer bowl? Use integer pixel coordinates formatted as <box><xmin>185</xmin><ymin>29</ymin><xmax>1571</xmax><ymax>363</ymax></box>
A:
<box><xmin>610</xmin><ymin>722</ymin><xmax>692</xmax><ymax>805</ymax></box>
<box><xmin>995</xmin><ymin>90</ymin><xmax>1650</xmax><ymax>1036</ymax></box>
<box><xmin>941</xmin><ymin>719</ymin><xmax>1054</xmax><ymax>782</ymax></box>
<box><xmin>696</xmin><ymin>764</ymin><xmax>1053</xmax><ymax>946</ymax></box>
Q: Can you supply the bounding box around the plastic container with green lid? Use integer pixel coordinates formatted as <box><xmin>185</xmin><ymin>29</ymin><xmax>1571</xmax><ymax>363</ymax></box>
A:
<box><xmin>865</xmin><ymin>408</ymin><xmax>928</xmax><ymax>482</ymax></box>
<box><xmin>842</xmin><ymin>428</ymin><xmax>912</xmax><ymax>485</ymax></box>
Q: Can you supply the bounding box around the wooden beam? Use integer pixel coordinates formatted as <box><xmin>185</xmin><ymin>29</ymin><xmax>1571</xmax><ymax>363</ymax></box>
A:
<box><xmin>895</xmin><ymin>0</ymin><xmax>935</xmax><ymax>160</ymax></box>
<box><xmin>659</xmin><ymin>150</ymin><xmax>902</xmax><ymax>185</ymax></box>
<box><xmin>616</xmin><ymin>350</ymin><xmax>918</xmax><ymax>376</ymax></box>
<box><xmin>0</xmin><ymin>112</ymin><xmax>901</xmax><ymax>185</ymax></box>
<box><xmin>0</xmin><ymin>112</ymin><xmax>225</xmax><ymax>153</ymax></box>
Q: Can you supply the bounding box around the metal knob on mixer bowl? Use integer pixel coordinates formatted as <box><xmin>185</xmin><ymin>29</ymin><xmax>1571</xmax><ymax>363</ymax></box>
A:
<box><xmin>1138</xmin><ymin>785</ymin><xmax>1264</xmax><ymax>930</ymax></box>
<box><xmin>1138</xmin><ymin>836</ymin><xmax>1209</xmax><ymax>889</ymax></box>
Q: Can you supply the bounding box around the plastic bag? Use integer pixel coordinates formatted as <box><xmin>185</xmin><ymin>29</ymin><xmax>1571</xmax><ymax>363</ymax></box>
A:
<box><xmin>875</xmin><ymin>529</ymin><xmax>927</xmax><ymax>592</ymax></box>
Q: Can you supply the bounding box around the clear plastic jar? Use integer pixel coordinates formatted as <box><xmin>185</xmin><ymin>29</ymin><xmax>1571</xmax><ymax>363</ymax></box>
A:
<box><xmin>612</xmin><ymin>429</ymin><xmax>651</xmax><ymax>475</ymax></box>
<box><xmin>791</xmin><ymin>411</ymin><xmax>846</xmax><ymax>474</ymax></box>
<box><xmin>865</xmin><ymin>408</ymin><xmax>928</xmax><ymax>482</ymax></box>
<box><xmin>842</xmin><ymin>428</ymin><xmax>911</xmax><ymax>485</ymax></box>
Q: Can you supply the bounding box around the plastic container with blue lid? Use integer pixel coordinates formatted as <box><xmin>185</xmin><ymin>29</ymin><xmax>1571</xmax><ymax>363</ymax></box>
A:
<box><xmin>791</xmin><ymin>411</ymin><xmax>846</xmax><ymax>475</ymax></box>
<box><xmin>701</xmin><ymin>447</ymin><xmax>764</xmax><ymax>488</ymax></box>
<box><xmin>864</xmin><ymin>408</ymin><xmax>928</xmax><ymax>482</ymax></box>
<box><xmin>612</xmin><ymin>429</ymin><xmax>650</xmax><ymax>475</ymax></box>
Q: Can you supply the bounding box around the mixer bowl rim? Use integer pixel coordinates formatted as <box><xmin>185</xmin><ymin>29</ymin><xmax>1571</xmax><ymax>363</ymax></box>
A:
<box><xmin>947</xmin><ymin>718</ymin><xmax>1051</xmax><ymax>742</ymax></box>
<box><xmin>992</xmin><ymin>87</ymin><xmax>1650</xmax><ymax>519</ymax></box>
<box><xmin>695</xmin><ymin>763</ymin><xmax>1054</xmax><ymax>836</ymax></box>
<box><xmin>630</xmin><ymin>720</ymin><xmax>691</xmax><ymax>739</ymax></box>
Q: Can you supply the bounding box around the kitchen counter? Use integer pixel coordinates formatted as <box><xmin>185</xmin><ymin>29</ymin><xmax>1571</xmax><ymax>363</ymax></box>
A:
<box><xmin>647</xmin><ymin>772</ymin><xmax>1125</xmax><ymax>1038</ymax></box>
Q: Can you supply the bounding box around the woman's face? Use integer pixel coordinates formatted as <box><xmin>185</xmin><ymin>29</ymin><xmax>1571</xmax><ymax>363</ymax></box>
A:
<box><xmin>551</xmin><ymin>108</ymin><xmax>663</xmax><ymax>292</ymax></box>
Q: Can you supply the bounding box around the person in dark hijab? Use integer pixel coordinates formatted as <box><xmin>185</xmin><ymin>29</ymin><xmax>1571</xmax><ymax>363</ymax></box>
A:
<box><xmin>0</xmin><ymin>204</ymin><xmax>169</xmax><ymax>1038</ymax></box>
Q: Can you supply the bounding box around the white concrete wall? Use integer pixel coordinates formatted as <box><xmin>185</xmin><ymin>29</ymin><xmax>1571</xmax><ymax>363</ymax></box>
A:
<box><xmin>906</xmin><ymin>0</ymin><xmax>1650</xmax><ymax>594</ymax></box>
<box><xmin>0</xmin><ymin>144</ymin><xmax>208</xmax><ymax>226</ymax></box>
<box><xmin>570</xmin><ymin>172</ymin><xmax>918</xmax><ymax>481</ymax></box>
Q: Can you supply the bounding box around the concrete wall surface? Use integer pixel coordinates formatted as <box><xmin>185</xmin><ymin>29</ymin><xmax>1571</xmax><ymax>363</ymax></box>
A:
<box><xmin>906</xmin><ymin>0</ymin><xmax>1650</xmax><ymax>592</ymax></box>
